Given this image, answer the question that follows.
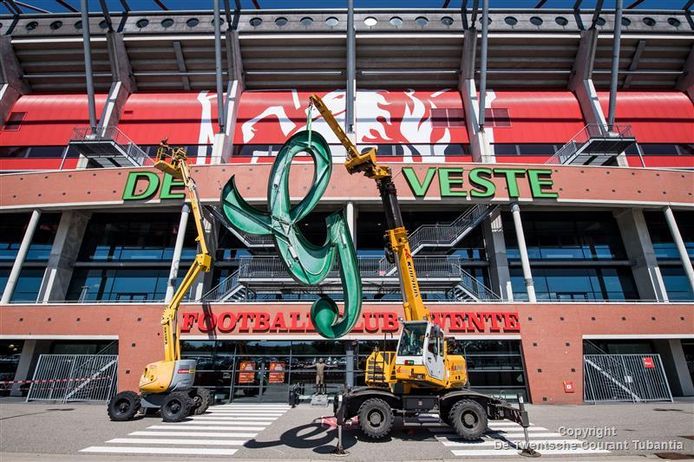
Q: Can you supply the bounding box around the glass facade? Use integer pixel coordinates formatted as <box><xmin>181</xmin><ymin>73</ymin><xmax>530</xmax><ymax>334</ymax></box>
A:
<box><xmin>504</xmin><ymin>212</ymin><xmax>638</xmax><ymax>301</ymax></box>
<box><xmin>183</xmin><ymin>339</ymin><xmax>527</xmax><ymax>403</ymax></box>
<box><xmin>67</xmin><ymin>212</ymin><xmax>197</xmax><ymax>302</ymax></box>
<box><xmin>0</xmin><ymin>213</ymin><xmax>59</xmax><ymax>302</ymax></box>
<box><xmin>0</xmin><ymin>340</ymin><xmax>24</xmax><ymax>396</ymax></box>
<box><xmin>645</xmin><ymin>211</ymin><xmax>694</xmax><ymax>301</ymax></box>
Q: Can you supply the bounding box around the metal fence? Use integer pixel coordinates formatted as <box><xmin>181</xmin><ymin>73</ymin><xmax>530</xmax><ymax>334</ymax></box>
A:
<box><xmin>27</xmin><ymin>354</ymin><xmax>118</xmax><ymax>402</ymax></box>
<box><xmin>583</xmin><ymin>354</ymin><xmax>673</xmax><ymax>403</ymax></box>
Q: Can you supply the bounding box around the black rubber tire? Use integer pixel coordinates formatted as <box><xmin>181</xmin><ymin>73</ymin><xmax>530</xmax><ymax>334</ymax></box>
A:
<box><xmin>439</xmin><ymin>408</ymin><xmax>452</xmax><ymax>427</ymax></box>
<box><xmin>448</xmin><ymin>399</ymin><xmax>488</xmax><ymax>440</ymax></box>
<box><xmin>191</xmin><ymin>387</ymin><xmax>212</xmax><ymax>415</ymax></box>
<box><xmin>161</xmin><ymin>391</ymin><xmax>193</xmax><ymax>422</ymax></box>
<box><xmin>358</xmin><ymin>398</ymin><xmax>394</xmax><ymax>439</ymax></box>
<box><xmin>107</xmin><ymin>391</ymin><xmax>141</xmax><ymax>422</ymax></box>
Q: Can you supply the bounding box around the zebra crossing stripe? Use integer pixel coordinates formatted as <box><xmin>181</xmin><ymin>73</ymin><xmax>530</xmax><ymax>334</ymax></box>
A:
<box><xmin>160</xmin><ymin>421</ymin><xmax>267</xmax><ymax>428</ymax></box>
<box><xmin>437</xmin><ymin>437</ymin><xmax>586</xmax><ymax>447</ymax></box>
<box><xmin>129</xmin><ymin>431</ymin><xmax>258</xmax><ymax>438</ymax></box>
<box><xmin>80</xmin><ymin>446</ymin><xmax>239</xmax><ymax>456</ymax></box>
<box><xmin>450</xmin><ymin>448</ymin><xmax>610</xmax><ymax>456</ymax></box>
<box><xmin>189</xmin><ymin>417</ymin><xmax>276</xmax><ymax>423</ymax></box>
<box><xmin>147</xmin><ymin>425</ymin><xmax>267</xmax><ymax>431</ymax></box>
<box><xmin>107</xmin><ymin>438</ymin><xmax>248</xmax><ymax>446</ymax></box>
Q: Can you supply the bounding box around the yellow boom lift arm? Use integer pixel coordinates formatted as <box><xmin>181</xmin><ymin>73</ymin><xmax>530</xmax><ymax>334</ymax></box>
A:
<box><xmin>139</xmin><ymin>141</ymin><xmax>212</xmax><ymax>393</ymax></box>
<box><xmin>309</xmin><ymin>94</ymin><xmax>467</xmax><ymax>392</ymax></box>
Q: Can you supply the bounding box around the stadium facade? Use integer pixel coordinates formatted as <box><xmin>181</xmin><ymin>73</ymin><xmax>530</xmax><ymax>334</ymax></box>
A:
<box><xmin>0</xmin><ymin>4</ymin><xmax>693</xmax><ymax>405</ymax></box>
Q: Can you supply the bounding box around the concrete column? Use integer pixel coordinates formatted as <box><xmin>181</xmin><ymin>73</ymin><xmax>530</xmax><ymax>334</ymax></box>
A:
<box><xmin>211</xmin><ymin>30</ymin><xmax>245</xmax><ymax>164</ymax></box>
<box><xmin>459</xmin><ymin>29</ymin><xmax>493</xmax><ymax>163</ymax></box>
<box><xmin>510</xmin><ymin>203</ymin><xmax>536</xmax><ymax>302</ymax></box>
<box><xmin>664</xmin><ymin>207</ymin><xmax>694</xmax><ymax>293</ymax></box>
<box><xmin>482</xmin><ymin>209</ymin><xmax>513</xmax><ymax>301</ymax></box>
<box><xmin>0</xmin><ymin>36</ymin><xmax>30</xmax><ymax>126</ymax></box>
<box><xmin>675</xmin><ymin>42</ymin><xmax>694</xmax><ymax>104</ymax></box>
<box><xmin>166</xmin><ymin>204</ymin><xmax>190</xmax><ymax>303</ymax></box>
<box><xmin>654</xmin><ymin>339</ymin><xmax>694</xmax><ymax>397</ymax></box>
<box><xmin>614</xmin><ymin>209</ymin><xmax>668</xmax><ymax>301</ymax></box>
<box><xmin>10</xmin><ymin>340</ymin><xmax>51</xmax><ymax>397</ymax></box>
<box><xmin>97</xmin><ymin>32</ymin><xmax>135</xmax><ymax>133</ymax></box>
<box><xmin>569</xmin><ymin>29</ymin><xmax>627</xmax><ymax>167</ymax></box>
<box><xmin>2</xmin><ymin>210</ymin><xmax>41</xmax><ymax>304</ymax></box>
<box><xmin>346</xmin><ymin>201</ymin><xmax>357</xmax><ymax>245</ymax></box>
<box><xmin>37</xmin><ymin>211</ymin><xmax>91</xmax><ymax>303</ymax></box>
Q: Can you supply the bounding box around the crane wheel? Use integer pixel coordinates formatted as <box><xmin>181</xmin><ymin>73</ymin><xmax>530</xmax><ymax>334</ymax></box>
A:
<box><xmin>191</xmin><ymin>387</ymin><xmax>212</xmax><ymax>415</ymax></box>
<box><xmin>161</xmin><ymin>391</ymin><xmax>193</xmax><ymax>422</ymax></box>
<box><xmin>107</xmin><ymin>391</ymin><xmax>141</xmax><ymax>422</ymax></box>
<box><xmin>448</xmin><ymin>399</ymin><xmax>488</xmax><ymax>441</ymax></box>
<box><xmin>358</xmin><ymin>398</ymin><xmax>394</xmax><ymax>439</ymax></box>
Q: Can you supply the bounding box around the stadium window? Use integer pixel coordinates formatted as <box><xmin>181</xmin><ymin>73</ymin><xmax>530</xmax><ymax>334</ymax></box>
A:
<box><xmin>492</xmin><ymin>144</ymin><xmax>519</xmax><ymax>155</ymax></box>
<box><xmin>640</xmin><ymin>144</ymin><xmax>680</xmax><ymax>156</ymax></box>
<box><xmin>0</xmin><ymin>146</ymin><xmax>30</xmax><ymax>158</ymax></box>
<box><xmin>484</xmin><ymin>108</ymin><xmax>511</xmax><ymax>127</ymax></box>
<box><xmin>516</xmin><ymin>144</ymin><xmax>557</xmax><ymax>155</ymax></box>
<box><xmin>3</xmin><ymin>112</ymin><xmax>26</xmax><ymax>131</ymax></box>
<box><xmin>677</xmin><ymin>144</ymin><xmax>694</xmax><ymax>155</ymax></box>
<box><xmin>431</xmin><ymin>108</ymin><xmax>465</xmax><ymax>128</ymax></box>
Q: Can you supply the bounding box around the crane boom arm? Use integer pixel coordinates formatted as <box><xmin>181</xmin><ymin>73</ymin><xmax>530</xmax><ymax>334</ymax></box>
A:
<box><xmin>154</xmin><ymin>142</ymin><xmax>212</xmax><ymax>362</ymax></box>
<box><xmin>309</xmin><ymin>94</ymin><xmax>430</xmax><ymax>322</ymax></box>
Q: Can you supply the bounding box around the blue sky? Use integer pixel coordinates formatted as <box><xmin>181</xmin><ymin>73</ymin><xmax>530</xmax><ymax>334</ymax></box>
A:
<box><xmin>0</xmin><ymin>0</ymin><xmax>689</xmax><ymax>15</ymax></box>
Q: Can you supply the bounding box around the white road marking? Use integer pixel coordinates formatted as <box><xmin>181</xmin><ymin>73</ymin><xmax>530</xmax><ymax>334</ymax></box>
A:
<box><xmin>82</xmin><ymin>403</ymin><xmax>289</xmax><ymax>457</ymax></box>
<box><xmin>107</xmin><ymin>438</ymin><xmax>248</xmax><ymax>446</ymax></box>
<box><xmin>129</xmin><ymin>431</ymin><xmax>258</xmax><ymax>438</ymax></box>
<box><xmin>147</xmin><ymin>425</ymin><xmax>267</xmax><ymax>431</ymax></box>
<box><xmin>450</xmin><ymin>448</ymin><xmax>610</xmax><ymax>456</ymax></box>
<box><xmin>437</xmin><ymin>438</ymin><xmax>586</xmax><ymax>447</ymax></box>
<box><xmin>81</xmin><ymin>446</ymin><xmax>238</xmax><ymax>456</ymax></box>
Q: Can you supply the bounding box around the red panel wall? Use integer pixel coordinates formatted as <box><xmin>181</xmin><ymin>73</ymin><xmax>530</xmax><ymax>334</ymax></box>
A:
<box><xmin>598</xmin><ymin>91</ymin><xmax>694</xmax><ymax>143</ymax></box>
<box><xmin>117</xmin><ymin>92</ymin><xmax>219</xmax><ymax>145</ymax></box>
<box><xmin>490</xmin><ymin>91</ymin><xmax>585</xmax><ymax>143</ymax></box>
<box><xmin>234</xmin><ymin>89</ymin><xmax>470</xmax><ymax>146</ymax></box>
<box><xmin>0</xmin><ymin>94</ymin><xmax>106</xmax><ymax>146</ymax></box>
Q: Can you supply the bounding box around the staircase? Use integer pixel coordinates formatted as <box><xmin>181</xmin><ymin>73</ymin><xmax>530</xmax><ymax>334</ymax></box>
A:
<box><xmin>203</xmin><ymin>255</ymin><xmax>500</xmax><ymax>302</ymax></box>
<box><xmin>69</xmin><ymin>126</ymin><xmax>152</xmax><ymax>167</ymax></box>
<box><xmin>201</xmin><ymin>269</ymin><xmax>249</xmax><ymax>302</ymax></box>
<box><xmin>407</xmin><ymin>204</ymin><xmax>499</xmax><ymax>255</ymax></box>
<box><xmin>546</xmin><ymin>123</ymin><xmax>636</xmax><ymax>166</ymax></box>
<box><xmin>378</xmin><ymin>204</ymin><xmax>498</xmax><ymax>277</ymax></box>
<box><xmin>448</xmin><ymin>268</ymin><xmax>500</xmax><ymax>302</ymax></box>
<box><xmin>204</xmin><ymin>205</ymin><xmax>274</xmax><ymax>248</ymax></box>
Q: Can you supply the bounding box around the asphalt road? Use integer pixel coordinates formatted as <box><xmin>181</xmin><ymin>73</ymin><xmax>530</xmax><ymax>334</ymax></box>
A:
<box><xmin>1</xmin><ymin>397</ymin><xmax>693</xmax><ymax>461</ymax></box>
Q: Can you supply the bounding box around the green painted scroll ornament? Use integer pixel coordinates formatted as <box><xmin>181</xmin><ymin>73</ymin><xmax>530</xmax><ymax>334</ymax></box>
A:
<box><xmin>220</xmin><ymin>130</ymin><xmax>362</xmax><ymax>339</ymax></box>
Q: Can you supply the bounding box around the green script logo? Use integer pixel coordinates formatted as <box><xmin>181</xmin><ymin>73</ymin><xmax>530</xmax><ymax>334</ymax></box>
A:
<box><xmin>220</xmin><ymin>130</ymin><xmax>363</xmax><ymax>340</ymax></box>
<box><xmin>402</xmin><ymin>167</ymin><xmax>558</xmax><ymax>199</ymax></box>
<box><xmin>122</xmin><ymin>171</ymin><xmax>185</xmax><ymax>201</ymax></box>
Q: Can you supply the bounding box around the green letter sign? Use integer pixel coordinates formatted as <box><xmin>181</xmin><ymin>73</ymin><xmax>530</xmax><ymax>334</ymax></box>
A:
<box><xmin>220</xmin><ymin>131</ymin><xmax>362</xmax><ymax>339</ymax></box>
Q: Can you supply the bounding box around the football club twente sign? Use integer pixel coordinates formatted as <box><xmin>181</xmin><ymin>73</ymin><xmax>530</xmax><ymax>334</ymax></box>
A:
<box><xmin>220</xmin><ymin>131</ymin><xmax>363</xmax><ymax>339</ymax></box>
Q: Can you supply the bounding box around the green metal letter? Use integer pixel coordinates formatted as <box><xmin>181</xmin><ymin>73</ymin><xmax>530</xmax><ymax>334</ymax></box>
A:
<box><xmin>220</xmin><ymin>130</ymin><xmax>362</xmax><ymax>339</ymax></box>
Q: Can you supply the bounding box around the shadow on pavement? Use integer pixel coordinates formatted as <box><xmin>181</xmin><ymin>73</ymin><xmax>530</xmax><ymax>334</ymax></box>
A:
<box><xmin>244</xmin><ymin>421</ymin><xmax>359</xmax><ymax>454</ymax></box>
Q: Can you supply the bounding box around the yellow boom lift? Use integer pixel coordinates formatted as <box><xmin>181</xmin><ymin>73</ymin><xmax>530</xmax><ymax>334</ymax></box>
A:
<box><xmin>309</xmin><ymin>95</ymin><xmax>531</xmax><ymax>442</ymax></box>
<box><xmin>107</xmin><ymin>141</ymin><xmax>213</xmax><ymax>422</ymax></box>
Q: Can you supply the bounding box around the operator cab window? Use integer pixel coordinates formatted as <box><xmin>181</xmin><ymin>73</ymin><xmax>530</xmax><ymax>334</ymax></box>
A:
<box><xmin>398</xmin><ymin>322</ymin><xmax>427</xmax><ymax>357</ymax></box>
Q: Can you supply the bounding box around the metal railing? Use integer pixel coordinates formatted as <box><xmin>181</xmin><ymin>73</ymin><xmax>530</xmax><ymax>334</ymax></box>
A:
<box><xmin>26</xmin><ymin>354</ymin><xmax>118</xmax><ymax>402</ymax></box>
<box><xmin>204</xmin><ymin>205</ymin><xmax>275</xmax><ymax>248</ymax></box>
<box><xmin>203</xmin><ymin>255</ymin><xmax>500</xmax><ymax>302</ymax></box>
<box><xmin>583</xmin><ymin>354</ymin><xmax>673</xmax><ymax>403</ymax></box>
<box><xmin>70</xmin><ymin>126</ymin><xmax>153</xmax><ymax>167</ymax></box>
<box><xmin>407</xmin><ymin>204</ymin><xmax>499</xmax><ymax>255</ymax></box>
<box><xmin>546</xmin><ymin>123</ymin><xmax>634</xmax><ymax>165</ymax></box>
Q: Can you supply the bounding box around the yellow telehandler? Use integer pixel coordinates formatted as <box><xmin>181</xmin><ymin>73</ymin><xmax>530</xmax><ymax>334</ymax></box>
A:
<box><xmin>309</xmin><ymin>95</ymin><xmax>530</xmax><ymax>441</ymax></box>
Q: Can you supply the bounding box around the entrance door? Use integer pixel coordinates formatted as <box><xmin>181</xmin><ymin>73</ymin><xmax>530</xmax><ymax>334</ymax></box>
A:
<box><xmin>425</xmin><ymin>324</ymin><xmax>445</xmax><ymax>381</ymax></box>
